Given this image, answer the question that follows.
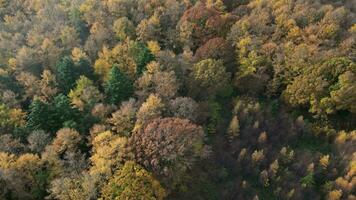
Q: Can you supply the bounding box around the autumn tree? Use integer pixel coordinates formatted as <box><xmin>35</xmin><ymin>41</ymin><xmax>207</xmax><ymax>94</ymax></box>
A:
<box><xmin>284</xmin><ymin>57</ymin><xmax>356</xmax><ymax>116</ymax></box>
<box><xmin>69</xmin><ymin>76</ymin><xmax>103</xmax><ymax>110</ymax></box>
<box><xmin>0</xmin><ymin>134</ymin><xmax>25</xmax><ymax>154</ymax></box>
<box><xmin>89</xmin><ymin>131</ymin><xmax>131</xmax><ymax>179</ymax></box>
<box><xmin>0</xmin><ymin>103</ymin><xmax>25</xmax><ymax>134</ymax></box>
<box><xmin>94</xmin><ymin>40</ymin><xmax>154</xmax><ymax>80</ymax></box>
<box><xmin>42</xmin><ymin>128</ymin><xmax>86</xmax><ymax>178</ymax></box>
<box><xmin>48</xmin><ymin>172</ymin><xmax>98</xmax><ymax>200</ymax></box>
<box><xmin>0</xmin><ymin>153</ymin><xmax>47</xmax><ymax>199</ymax></box>
<box><xmin>130</xmin><ymin>117</ymin><xmax>209</xmax><ymax>186</ymax></box>
<box><xmin>169</xmin><ymin>97</ymin><xmax>199</xmax><ymax>122</ymax></box>
<box><xmin>191</xmin><ymin>59</ymin><xmax>231</xmax><ymax>98</ymax></box>
<box><xmin>136</xmin><ymin>61</ymin><xmax>179</xmax><ymax>100</ymax></box>
<box><xmin>100</xmin><ymin>161</ymin><xmax>166</xmax><ymax>200</ymax></box>
<box><xmin>194</xmin><ymin>37</ymin><xmax>234</xmax><ymax>71</ymax></box>
<box><xmin>27</xmin><ymin>130</ymin><xmax>51</xmax><ymax>154</ymax></box>
<box><xmin>107</xmin><ymin>98</ymin><xmax>137</xmax><ymax>137</ymax></box>
<box><xmin>136</xmin><ymin>94</ymin><xmax>165</xmax><ymax>126</ymax></box>
<box><xmin>113</xmin><ymin>17</ymin><xmax>136</xmax><ymax>41</ymax></box>
<box><xmin>136</xmin><ymin>13</ymin><xmax>162</xmax><ymax>43</ymax></box>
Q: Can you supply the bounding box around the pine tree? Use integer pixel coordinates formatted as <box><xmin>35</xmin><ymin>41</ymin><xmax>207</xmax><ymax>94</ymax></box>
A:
<box><xmin>52</xmin><ymin>94</ymin><xmax>79</xmax><ymax>130</ymax></box>
<box><xmin>55</xmin><ymin>56</ymin><xmax>77</xmax><ymax>94</ymax></box>
<box><xmin>129</xmin><ymin>42</ymin><xmax>154</xmax><ymax>74</ymax></box>
<box><xmin>105</xmin><ymin>66</ymin><xmax>134</xmax><ymax>105</ymax></box>
<box><xmin>27</xmin><ymin>100</ymin><xmax>51</xmax><ymax>132</ymax></box>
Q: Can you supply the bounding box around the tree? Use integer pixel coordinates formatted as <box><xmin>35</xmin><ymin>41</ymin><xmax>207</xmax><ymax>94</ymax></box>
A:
<box><xmin>128</xmin><ymin>41</ymin><xmax>154</xmax><ymax>75</ymax></box>
<box><xmin>100</xmin><ymin>161</ymin><xmax>166</xmax><ymax>200</ymax></box>
<box><xmin>177</xmin><ymin>3</ymin><xmax>232</xmax><ymax>50</ymax></box>
<box><xmin>94</xmin><ymin>40</ymin><xmax>154</xmax><ymax>80</ymax></box>
<box><xmin>227</xmin><ymin>115</ymin><xmax>240</xmax><ymax>140</ymax></box>
<box><xmin>26</xmin><ymin>100</ymin><xmax>51</xmax><ymax>132</ymax></box>
<box><xmin>27</xmin><ymin>94</ymin><xmax>79</xmax><ymax>133</ymax></box>
<box><xmin>0</xmin><ymin>152</ymin><xmax>47</xmax><ymax>199</ymax></box>
<box><xmin>130</xmin><ymin>117</ymin><xmax>209</xmax><ymax>186</ymax></box>
<box><xmin>194</xmin><ymin>37</ymin><xmax>235</xmax><ymax>70</ymax></box>
<box><xmin>51</xmin><ymin>94</ymin><xmax>79</xmax><ymax>131</ymax></box>
<box><xmin>48</xmin><ymin>172</ymin><xmax>98</xmax><ymax>200</ymax></box>
<box><xmin>42</xmin><ymin>128</ymin><xmax>86</xmax><ymax>178</ymax></box>
<box><xmin>0</xmin><ymin>103</ymin><xmax>25</xmax><ymax>133</ymax></box>
<box><xmin>15</xmin><ymin>71</ymin><xmax>41</xmax><ymax>100</ymax></box>
<box><xmin>69</xmin><ymin>76</ymin><xmax>103</xmax><ymax>110</ymax></box>
<box><xmin>169</xmin><ymin>97</ymin><xmax>199</xmax><ymax>122</ymax></box>
<box><xmin>27</xmin><ymin>130</ymin><xmax>51</xmax><ymax>154</ymax></box>
<box><xmin>84</xmin><ymin>22</ymin><xmax>113</xmax><ymax>59</ymax></box>
<box><xmin>39</xmin><ymin>70</ymin><xmax>58</xmax><ymax>102</ymax></box>
<box><xmin>284</xmin><ymin>57</ymin><xmax>356</xmax><ymax>116</ymax></box>
<box><xmin>0</xmin><ymin>134</ymin><xmax>25</xmax><ymax>154</ymax></box>
<box><xmin>136</xmin><ymin>14</ymin><xmax>162</xmax><ymax>43</ymax></box>
<box><xmin>107</xmin><ymin>98</ymin><xmax>137</xmax><ymax>137</ymax></box>
<box><xmin>191</xmin><ymin>59</ymin><xmax>231</xmax><ymax>98</ymax></box>
<box><xmin>105</xmin><ymin>66</ymin><xmax>134</xmax><ymax>105</ymax></box>
<box><xmin>136</xmin><ymin>61</ymin><xmax>179</xmax><ymax>100</ymax></box>
<box><xmin>89</xmin><ymin>131</ymin><xmax>131</xmax><ymax>179</ymax></box>
<box><xmin>16</xmin><ymin>70</ymin><xmax>58</xmax><ymax>102</ymax></box>
<box><xmin>136</xmin><ymin>94</ymin><xmax>165</xmax><ymax>125</ymax></box>
<box><xmin>113</xmin><ymin>17</ymin><xmax>136</xmax><ymax>41</ymax></box>
<box><xmin>55</xmin><ymin>56</ymin><xmax>77</xmax><ymax>94</ymax></box>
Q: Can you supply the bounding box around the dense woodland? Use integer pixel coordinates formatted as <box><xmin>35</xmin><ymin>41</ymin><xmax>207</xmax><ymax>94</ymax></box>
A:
<box><xmin>0</xmin><ymin>0</ymin><xmax>355</xmax><ymax>199</ymax></box>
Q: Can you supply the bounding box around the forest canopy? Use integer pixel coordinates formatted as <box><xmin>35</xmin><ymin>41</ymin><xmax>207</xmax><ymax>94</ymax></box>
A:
<box><xmin>0</xmin><ymin>0</ymin><xmax>355</xmax><ymax>199</ymax></box>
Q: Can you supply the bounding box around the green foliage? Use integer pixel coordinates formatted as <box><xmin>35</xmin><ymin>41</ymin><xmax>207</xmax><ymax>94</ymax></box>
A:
<box><xmin>0</xmin><ymin>0</ymin><xmax>355</xmax><ymax>200</ymax></box>
<box><xmin>55</xmin><ymin>56</ymin><xmax>78</xmax><ymax>94</ymax></box>
<box><xmin>26</xmin><ymin>100</ymin><xmax>51</xmax><ymax>132</ymax></box>
<box><xmin>105</xmin><ymin>66</ymin><xmax>134</xmax><ymax>105</ymax></box>
<box><xmin>129</xmin><ymin>42</ymin><xmax>154</xmax><ymax>74</ymax></box>
<box><xmin>113</xmin><ymin>17</ymin><xmax>136</xmax><ymax>41</ymax></box>
<box><xmin>284</xmin><ymin>57</ymin><xmax>356</xmax><ymax>116</ymax></box>
<box><xmin>69</xmin><ymin>8</ymin><xmax>89</xmax><ymax>40</ymax></box>
<box><xmin>191</xmin><ymin>59</ymin><xmax>231</xmax><ymax>98</ymax></box>
<box><xmin>27</xmin><ymin>94</ymin><xmax>79</xmax><ymax>133</ymax></box>
<box><xmin>301</xmin><ymin>173</ymin><xmax>315</xmax><ymax>188</ymax></box>
<box><xmin>31</xmin><ymin>169</ymin><xmax>49</xmax><ymax>199</ymax></box>
<box><xmin>206</xmin><ymin>100</ymin><xmax>222</xmax><ymax>134</ymax></box>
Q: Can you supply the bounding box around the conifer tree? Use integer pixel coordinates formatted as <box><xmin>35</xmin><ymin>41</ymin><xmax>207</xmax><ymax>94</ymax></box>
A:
<box><xmin>105</xmin><ymin>66</ymin><xmax>134</xmax><ymax>105</ymax></box>
<box><xmin>27</xmin><ymin>100</ymin><xmax>51</xmax><ymax>132</ymax></box>
<box><xmin>55</xmin><ymin>56</ymin><xmax>77</xmax><ymax>94</ymax></box>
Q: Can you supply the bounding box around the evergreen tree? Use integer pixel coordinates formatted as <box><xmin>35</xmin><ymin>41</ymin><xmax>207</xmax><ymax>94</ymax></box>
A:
<box><xmin>52</xmin><ymin>94</ymin><xmax>79</xmax><ymax>131</ymax></box>
<box><xmin>76</xmin><ymin>58</ymin><xmax>96</xmax><ymax>81</ymax></box>
<box><xmin>27</xmin><ymin>95</ymin><xmax>79</xmax><ymax>133</ymax></box>
<box><xmin>27</xmin><ymin>100</ymin><xmax>51</xmax><ymax>132</ymax></box>
<box><xmin>105</xmin><ymin>66</ymin><xmax>134</xmax><ymax>105</ymax></box>
<box><xmin>129</xmin><ymin>42</ymin><xmax>154</xmax><ymax>74</ymax></box>
<box><xmin>55</xmin><ymin>56</ymin><xmax>77</xmax><ymax>94</ymax></box>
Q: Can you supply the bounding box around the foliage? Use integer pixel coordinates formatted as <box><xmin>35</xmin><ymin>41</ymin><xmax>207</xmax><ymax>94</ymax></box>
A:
<box><xmin>100</xmin><ymin>161</ymin><xmax>166</xmax><ymax>200</ymax></box>
<box><xmin>104</xmin><ymin>66</ymin><xmax>134</xmax><ymax>105</ymax></box>
<box><xmin>0</xmin><ymin>0</ymin><xmax>355</xmax><ymax>199</ymax></box>
<box><xmin>130</xmin><ymin>117</ymin><xmax>209</xmax><ymax>187</ymax></box>
<box><xmin>191</xmin><ymin>59</ymin><xmax>231</xmax><ymax>98</ymax></box>
<box><xmin>69</xmin><ymin>76</ymin><xmax>103</xmax><ymax>110</ymax></box>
